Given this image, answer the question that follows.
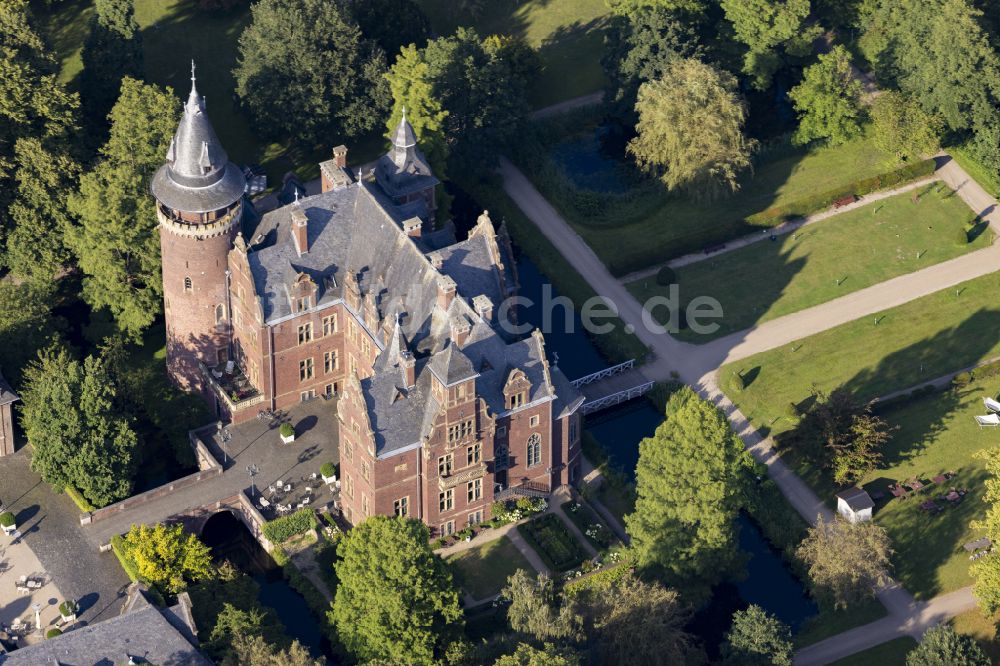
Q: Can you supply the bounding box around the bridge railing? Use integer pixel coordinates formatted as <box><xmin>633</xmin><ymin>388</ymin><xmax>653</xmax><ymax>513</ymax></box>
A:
<box><xmin>580</xmin><ymin>381</ymin><xmax>655</xmax><ymax>415</ymax></box>
<box><xmin>570</xmin><ymin>359</ymin><xmax>635</xmax><ymax>388</ymax></box>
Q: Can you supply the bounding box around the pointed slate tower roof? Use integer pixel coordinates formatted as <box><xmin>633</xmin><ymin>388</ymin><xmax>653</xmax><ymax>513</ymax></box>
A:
<box><xmin>427</xmin><ymin>341</ymin><xmax>477</xmax><ymax>387</ymax></box>
<box><xmin>375</xmin><ymin>108</ymin><xmax>439</xmax><ymax>199</ymax></box>
<box><xmin>151</xmin><ymin>61</ymin><xmax>246</xmax><ymax>213</ymax></box>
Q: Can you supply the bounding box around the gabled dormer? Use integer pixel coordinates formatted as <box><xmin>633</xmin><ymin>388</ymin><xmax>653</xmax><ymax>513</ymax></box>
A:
<box><xmin>503</xmin><ymin>368</ymin><xmax>531</xmax><ymax>411</ymax></box>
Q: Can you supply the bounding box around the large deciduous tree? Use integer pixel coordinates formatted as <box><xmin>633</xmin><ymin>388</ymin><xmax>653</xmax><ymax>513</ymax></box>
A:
<box><xmin>225</xmin><ymin>633</ymin><xmax>322</xmax><ymax>666</ymax></box>
<box><xmin>608</xmin><ymin>0</ymin><xmax>709</xmax><ymax>15</ymax></box>
<box><xmin>905</xmin><ymin>625</ymin><xmax>990</xmax><ymax>666</ymax></box>
<box><xmin>68</xmin><ymin>77</ymin><xmax>177</xmax><ymax>339</ymax></box>
<box><xmin>233</xmin><ymin>0</ymin><xmax>390</xmax><ymax>146</ymax></box>
<box><xmin>331</xmin><ymin>517</ymin><xmax>463</xmax><ymax>664</ymax></box>
<box><xmin>789</xmin><ymin>46</ymin><xmax>864</xmax><ymax>146</ymax></box>
<box><xmin>384</xmin><ymin>27</ymin><xmax>535</xmax><ymax>178</ymax></box>
<box><xmin>721</xmin><ymin>604</ymin><xmax>793</xmax><ymax>666</ymax></box>
<box><xmin>0</xmin><ymin>281</ymin><xmax>62</xmax><ymax>386</ymax></box>
<box><xmin>123</xmin><ymin>523</ymin><xmax>213</xmax><ymax>594</ymax></box>
<box><xmin>970</xmin><ymin>445</ymin><xmax>1000</xmax><ymax>613</ymax></box>
<box><xmin>796</xmin><ymin>516</ymin><xmax>892</xmax><ymax>609</ymax></box>
<box><xmin>625</xmin><ymin>385</ymin><xmax>752</xmax><ymax>596</ymax></box>
<box><xmin>19</xmin><ymin>345</ymin><xmax>138</xmax><ymax>507</ymax></box>
<box><xmin>501</xmin><ymin>570</ymin><xmax>583</xmax><ymax>643</ymax></box>
<box><xmin>80</xmin><ymin>0</ymin><xmax>143</xmax><ymax>130</ymax></box>
<box><xmin>344</xmin><ymin>0</ymin><xmax>429</xmax><ymax>58</ymax></box>
<box><xmin>492</xmin><ymin>643</ymin><xmax>580</xmax><ymax>666</ymax></box>
<box><xmin>720</xmin><ymin>0</ymin><xmax>819</xmax><ymax>89</ymax></box>
<box><xmin>0</xmin><ymin>0</ymin><xmax>80</xmax><ymax>283</ymax></box>
<box><xmin>870</xmin><ymin>91</ymin><xmax>941</xmax><ymax>163</ymax></box>
<box><xmin>628</xmin><ymin>58</ymin><xmax>756</xmax><ymax>200</ymax></box>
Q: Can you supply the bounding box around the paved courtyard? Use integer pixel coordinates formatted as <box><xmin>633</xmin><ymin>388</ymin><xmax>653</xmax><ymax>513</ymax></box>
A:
<box><xmin>0</xmin><ymin>451</ymin><xmax>129</xmax><ymax>629</ymax></box>
<box><xmin>84</xmin><ymin>398</ymin><xmax>341</xmax><ymax>548</ymax></box>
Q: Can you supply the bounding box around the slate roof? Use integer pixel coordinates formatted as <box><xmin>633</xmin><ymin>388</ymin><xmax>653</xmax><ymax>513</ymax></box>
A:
<box><xmin>0</xmin><ymin>590</ymin><xmax>209</xmax><ymax>665</ymax></box>
<box><xmin>151</xmin><ymin>64</ymin><xmax>246</xmax><ymax>213</ymax></box>
<box><xmin>836</xmin><ymin>487</ymin><xmax>875</xmax><ymax>512</ymax></box>
<box><xmin>0</xmin><ymin>370</ymin><xmax>18</xmax><ymax>406</ymax></box>
<box><xmin>375</xmin><ymin>113</ymin><xmax>439</xmax><ymax>199</ymax></box>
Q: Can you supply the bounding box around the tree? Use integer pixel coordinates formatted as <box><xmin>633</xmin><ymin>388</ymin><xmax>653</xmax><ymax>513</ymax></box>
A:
<box><xmin>493</xmin><ymin>643</ymin><xmax>580</xmax><ymax>666</ymax></box>
<box><xmin>587</xmin><ymin>571</ymin><xmax>701</xmax><ymax>665</ymax></box>
<box><xmin>331</xmin><ymin>516</ymin><xmax>463</xmax><ymax>664</ymax></box>
<box><xmin>225</xmin><ymin>633</ymin><xmax>322</xmax><ymax>666</ymax></box>
<box><xmin>720</xmin><ymin>0</ymin><xmax>819</xmax><ymax>89</ymax></box>
<box><xmin>789</xmin><ymin>46</ymin><xmax>864</xmax><ymax>146</ymax></box>
<box><xmin>628</xmin><ymin>58</ymin><xmax>756</xmax><ymax>200</ymax></box>
<box><xmin>971</xmin><ymin>445</ymin><xmax>1000</xmax><ymax>612</ymax></box>
<box><xmin>625</xmin><ymin>386</ymin><xmax>752</xmax><ymax>596</ymax></box>
<box><xmin>19</xmin><ymin>345</ymin><xmax>138</xmax><ymax>506</ymax></box>
<box><xmin>501</xmin><ymin>570</ymin><xmax>583</xmax><ymax>643</ymax></box>
<box><xmin>122</xmin><ymin>523</ymin><xmax>213</xmax><ymax>594</ymax></box>
<box><xmin>608</xmin><ymin>0</ymin><xmax>709</xmax><ymax>15</ymax></box>
<box><xmin>905</xmin><ymin>625</ymin><xmax>989</xmax><ymax>666</ymax></box>
<box><xmin>0</xmin><ymin>281</ymin><xmax>61</xmax><ymax>386</ymax></box>
<box><xmin>796</xmin><ymin>516</ymin><xmax>892</xmax><ymax>609</ymax></box>
<box><xmin>833</xmin><ymin>409</ymin><xmax>893</xmax><ymax>485</ymax></box>
<box><xmin>233</xmin><ymin>0</ymin><xmax>389</xmax><ymax>146</ymax></box>
<box><xmin>384</xmin><ymin>28</ymin><xmax>534</xmax><ymax>178</ymax></box>
<box><xmin>344</xmin><ymin>0</ymin><xmax>429</xmax><ymax>58</ymax></box>
<box><xmin>602</xmin><ymin>5</ymin><xmax>704</xmax><ymax>122</ymax></box>
<box><xmin>68</xmin><ymin>78</ymin><xmax>177</xmax><ymax>339</ymax></box>
<box><xmin>80</xmin><ymin>0</ymin><xmax>143</xmax><ymax>130</ymax></box>
<box><xmin>870</xmin><ymin>91</ymin><xmax>941</xmax><ymax>162</ymax></box>
<box><xmin>721</xmin><ymin>605</ymin><xmax>793</xmax><ymax>666</ymax></box>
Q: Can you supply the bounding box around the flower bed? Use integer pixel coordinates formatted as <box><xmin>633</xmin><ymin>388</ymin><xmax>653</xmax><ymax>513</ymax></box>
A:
<box><xmin>560</xmin><ymin>500</ymin><xmax>615</xmax><ymax>551</ymax></box>
<box><xmin>491</xmin><ymin>496</ymin><xmax>547</xmax><ymax>526</ymax></box>
<box><xmin>517</xmin><ymin>513</ymin><xmax>586</xmax><ymax>572</ymax></box>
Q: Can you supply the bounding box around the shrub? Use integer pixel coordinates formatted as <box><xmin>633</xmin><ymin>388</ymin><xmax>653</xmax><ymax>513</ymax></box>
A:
<box><xmin>320</xmin><ymin>462</ymin><xmax>336</xmax><ymax>478</ymax></box>
<box><xmin>958</xmin><ymin>226</ymin><xmax>970</xmax><ymax>244</ymax></box>
<box><xmin>58</xmin><ymin>600</ymin><xmax>78</xmax><ymax>617</ymax></box>
<box><xmin>0</xmin><ymin>512</ymin><xmax>14</xmax><ymax>527</ymax></box>
<box><xmin>262</xmin><ymin>508</ymin><xmax>317</xmax><ymax>544</ymax></box>
<box><xmin>734</xmin><ymin>371</ymin><xmax>748</xmax><ymax>391</ymax></box>
<box><xmin>64</xmin><ymin>485</ymin><xmax>95</xmax><ymax>512</ymax></box>
<box><xmin>46</xmin><ymin>628</ymin><xmax>62</xmax><ymax>639</ymax></box>
<box><xmin>975</xmin><ymin>359</ymin><xmax>1000</xmax><ymax>381</ymax></box>
<box><xmin>655</xmin><ymin>266</ymin><xmax>676</xmax><ymax>286</ymax></box>
<box><xmin>432</xmin><ymin>537</ymin><xmax>448</xmax><ymax>549</ymax></box>
<box><xmin>279</xmin><ymin>422</ymin><xmax>294</xmax><ymax>438</ymax></box>
<box><xmin>954</xmin><ymin>372</ymin><xmax>973</xmax><ymax>387</ymax></box>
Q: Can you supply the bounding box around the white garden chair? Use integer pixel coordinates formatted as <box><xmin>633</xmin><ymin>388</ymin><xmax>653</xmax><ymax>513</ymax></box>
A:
<box><xmin>976</xmin><ymin>414</ymin><xmax>1000</xmax><ymax>428</ymax></box>
<box><xmin>984</xmin><ymin>397</ymin><xmax>1000</xmax><ymax>413</ymax></box>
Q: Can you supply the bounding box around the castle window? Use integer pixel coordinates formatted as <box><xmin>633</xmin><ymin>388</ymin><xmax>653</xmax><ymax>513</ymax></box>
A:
<box><xmin>447</xmin><ymin>419</ymin><xmax>474</xmax><ymax>443</ymax></box>
<box><xmin>527</xmin><ymin>433</ymin><xmax>541</xmax><ymax>468</ymax></box>
<box><xmin>362</xmin><ymin>493</ymin><xmax>369</xmax><ymax>517</ymax></box>
<box><xmin>361</xmin><ymin>460</ymin><xmax>370</xmax><ymax>481</ymax></box>
<box><xmin>297</xmin><ymin>322</ymin><xmax>313</xmax><ymax>345</ymax></box>
<box><xmin>438</xmin><ymin>454</ymin><xmax>453</xmax><ymax>477</ymax></box>
<box><xmin>299</xmin><ymin>357</ymin><xmax>314</xmax><ymax>381</ymax></box>
<box><xmin>441</xmin><ymin>520</ymin><xmax>455</xmax><ymax>536</ymax></box>
<box><xmin>184</xmin><ymin>276</ymin><xmax>192</xmax><ymax>292</ymax></box>
<box><xmin>394</xmin><ymin>496</ymin><xmax>409</xmax><ymax>517</ymax></box>
<box><xmin>295</xmin><ymin>296</ymin><xmax>311</xmax><ymax>312</ymax></box>
<box><xmin>215</xmin><ymin>304</ymin><xmax>225</xmax><ymax>324</ymax></box>
<box><xmin>468</xmin><ymin>511</ymin><xmax>483</xmax><ymax>526</ymax></box>
<box><xmin>322</xmin><ymin>314</ymin><xmax>338</xmax><ymax>336</ymax></box>
<box><xmin>324</xmin><ymin>350</ymin><xmax>338</xmax><ymax>373</ymax></box>
<box><xmin>439</xmin><ymin>488</ymin><xmax>454</xmax><ymax>512</ymax></box>
<box><xmin>467</xmin><ymin>443</ymin><xmax>481</xmax><ymax>466</ymax></box>
<box><xmin>467</xmin><ymin>478</ymin><xmax>482</xmax><ymax>503</ymax></box>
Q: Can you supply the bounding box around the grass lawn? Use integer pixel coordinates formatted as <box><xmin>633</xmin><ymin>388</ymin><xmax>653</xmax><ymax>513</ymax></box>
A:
<box><xmin>628</xmin><ymin>185</ymin><xmax>984</xmax><ymax>343</ymax></box>
<box><xmin>415</xmin><ymin>0</ymin><xmax>609</xmax><ymax>107</ymax></box>
<box><xmin>516</xmin><ymin>117</ymin><xmax>910</xmax><ymax>275</ymax></box>
<box><xmin>446</xmin><ymin>535</ymin><xmax>533</xmax><ymax>600</ymax></box>
<box><xmin>794</xmin><ymin>600</ymin><xmax>888</xmax><ymax>648</ymax></box>
<box><xmin>950</xmin><ymin>143</ymin><xmax>1000</xmax><ymax>198</ymax></box>
<box><xmin>518</xmin><ymin>513</ymin><xmax>587</xmax><ymax>572</ymax></box>
<box><xmin>722</xmin><ymin>269</ymin><xmax>1000</xmax><ymax>440</ymax></box>
<box><xmin>953</xmin><ymin>609</ymin><xmax>1000</xmax><ymax>662</ymax></box>
<box><xmin>828</xmin><ymin>637</ymin><xmax>917</xmax><ymax>666</ymax></box>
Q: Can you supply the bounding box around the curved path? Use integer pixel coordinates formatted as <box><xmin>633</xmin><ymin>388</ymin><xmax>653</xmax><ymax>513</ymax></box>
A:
<box><xmin>498</xmin><ymin>153</ymin><xmax>999</xmax><ymax>664</ymax></box>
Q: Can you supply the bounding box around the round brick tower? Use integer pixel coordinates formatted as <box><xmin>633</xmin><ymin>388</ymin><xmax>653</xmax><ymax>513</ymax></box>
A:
<box><xmin>151</xmin><ymin>63</ymin><xmax>246</xmax><ymax>392</ymax></box>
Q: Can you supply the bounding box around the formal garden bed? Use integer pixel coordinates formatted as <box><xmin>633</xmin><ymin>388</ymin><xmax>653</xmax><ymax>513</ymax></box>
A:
<box><xmin>560</xmin><ymin>499</ymin><xmax>616</xmax><ymax>551</ymax></box>
<box><xmin>446</xmin><ymin>536</ymin><xmax>534</xmax><ymax>601</ymax></box>
<box><xmin>628</xmin><ymin>185</ymin><xmax>986</xmax><ymax>343</ymax></box>
<box><xmin>510</xmin><ymin>110</ymin><xmax>929</xmax><ymax>275</ymax></box>
<box><xmin>517</xmin><ymin>513</ymin><xmax>587</xmax><ymax>572</ymax></box>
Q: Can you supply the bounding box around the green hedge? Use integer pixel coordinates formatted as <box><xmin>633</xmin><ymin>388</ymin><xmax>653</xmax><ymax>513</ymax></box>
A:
<box><xmin>64</xmin><ymin>485</ymin><xmax>95</xmax><ymax>513</ymax></box>
<box><xmin>518</xmin><ymin>514</ymin><xmax>587</xmax><ymax>572</ymax></box>
<box><xmin>262</xmin><ymin>508</ymin><xmax>318</xmax><ymax>544</ymax></box>
<box><xmin>744</xmin><ymin>159</ymin><xmax>936</xmax><ymax>227</ymax></box>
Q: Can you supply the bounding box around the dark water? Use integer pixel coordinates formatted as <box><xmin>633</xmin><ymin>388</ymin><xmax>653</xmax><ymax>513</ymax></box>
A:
<box><xmin>200</xmin><ymin>512</ymin><xmax>333</xmax><ymax>662</ymax></box>
<box><xmin>582</xmin><ymin>398</ymin><xmax>664</xmax><ymax>479</ymax></box>
<box><xmin>551</xmin><ymin>126</ymin><xmax>631</xmax><ymax>194</ymax></box>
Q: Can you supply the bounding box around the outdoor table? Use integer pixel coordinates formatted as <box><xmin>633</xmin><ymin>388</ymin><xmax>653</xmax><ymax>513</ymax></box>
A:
<box><xmin>933</xmin><ymin>475</ymin><xmax>947</xmax><ymax>484</ymax></box>
<box><xmin>947</xmin><ymin>491</ymin><xmax>961</xmax><ymax>502</ymax></box>
<box><xmin>908</xmin><ymin>480</ymin><xmax>925</xmax><ymax>491</ymax></box>
<box><xmin>889</xmin><ymin>485</ymin><xmax>906</xmax><ymax>498</ymax></box>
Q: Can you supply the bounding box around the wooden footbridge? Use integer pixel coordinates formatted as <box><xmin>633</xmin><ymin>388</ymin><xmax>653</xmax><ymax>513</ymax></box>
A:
<box><xmin>571</xmin><ymin>360</ymin><xmax>654</xmax><ymax>415</ymax></box>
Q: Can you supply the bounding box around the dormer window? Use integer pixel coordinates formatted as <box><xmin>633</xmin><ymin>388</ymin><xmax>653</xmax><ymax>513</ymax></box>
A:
<box><xmin>295</xmin><ymin>296</ymin><xmax>311</xmax><ymax>312</ymax></box>
<box><xmin>503</xmin><ymin>368</ymin><xmax>531</xmax><ymax>411</ymax></box>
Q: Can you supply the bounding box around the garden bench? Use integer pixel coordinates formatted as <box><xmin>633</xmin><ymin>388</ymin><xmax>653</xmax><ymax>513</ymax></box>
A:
<box><xmin>833</xmin><ymin>195</ymin><xmax>858</xmax><ymax>208</ymax></box>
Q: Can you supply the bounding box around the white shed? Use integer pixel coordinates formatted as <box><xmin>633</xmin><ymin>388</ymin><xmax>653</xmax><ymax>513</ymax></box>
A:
<box><xmin>836</xmin><ymin>487</ymin><xmax>875</xmax><ymax>523</ymax></box>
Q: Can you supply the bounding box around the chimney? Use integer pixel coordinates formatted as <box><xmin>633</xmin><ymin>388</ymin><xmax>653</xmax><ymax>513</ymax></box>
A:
<box><xmin>472</xmin><ymin>295</ymin><xmax>494</xmax><ymax>323</ymax></box>
<box><xmin>428</xmin><ymin>252</ymin><xmax>443</xmax><ymax>269</ymax></box>
<box><xmin>436</xmin><ymin>275</ymin><xmax>456</xmax><ymax>311</ymax></box>
<box><xmin>291</xmin><ymin>206</ymin><xmax>308</xmax><ymax>256</ymax></box>
<box><xmin>402</xmin><ymin>352</ymin><xmax>416</xmax><ymax>389</ymax></box>
<box><xmin>333</xmin><ymin>145</ymin><xmax>348</xmax><ymax>168</ymax></box>
<box><xmin>451</xmin><ymin>316</ymin><xmax>471</xmax><ymax>348</ymax></box>
<box><xmin>403</xmin><ymin>217</ymin><xmax>422</xmax><ymax>238</ymax></box>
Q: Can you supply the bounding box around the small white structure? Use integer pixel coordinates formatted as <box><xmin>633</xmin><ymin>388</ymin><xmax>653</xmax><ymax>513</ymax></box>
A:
<box><xmin>836</xmin><ymin>487</ymin><xmax>875</xmax><ymax>523</ymax></box>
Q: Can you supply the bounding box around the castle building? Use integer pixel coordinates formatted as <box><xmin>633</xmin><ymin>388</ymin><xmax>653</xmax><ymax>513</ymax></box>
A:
<box><xmin>153</xmin><ymin>71</ymin><xmax>584</xmax><ymax>532</ymax></box>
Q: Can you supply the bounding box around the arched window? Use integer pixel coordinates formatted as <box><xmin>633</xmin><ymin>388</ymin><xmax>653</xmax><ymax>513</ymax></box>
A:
<box><xmin>184</xmin><ymin>276</ymin><xmax>192</xmax><ymax>292</ymax></box>
<box><xmin>526</xmin><ymin>433</ymin><xmax>541</xmax><ymax>468</ymax></box>
<box><xmin>215</xmin><ymin>304</ymin><xmax>225</xmax><ymax>323</ymax></box>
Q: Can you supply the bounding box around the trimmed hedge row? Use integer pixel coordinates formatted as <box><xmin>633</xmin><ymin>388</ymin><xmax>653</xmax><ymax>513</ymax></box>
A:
<box><xmin>64</xmin><ymin>485</ymin><xmax>95</xmax><ymax>513</ymax></box>
<box><xmin>262</xmin><ymin>508</ymin><xmax>318</xmax><ymax>544</ymax></box>
<box><xmin>745</xmin><ymin>159</ymin><xmax>936</xmax><ymax>227</ymax></box>
<box><xmin>518</xmin><ymin>514</ymin><xmax>586</xmax><ymax>572</ymax></box>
